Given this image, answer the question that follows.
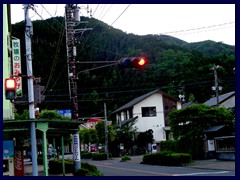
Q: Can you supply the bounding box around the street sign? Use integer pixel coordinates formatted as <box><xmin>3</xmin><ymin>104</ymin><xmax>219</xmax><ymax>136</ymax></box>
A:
<box><xmin>56</xmin><ymin>110</ymin><xmax>72</xmax><ymax>118</ymax></box>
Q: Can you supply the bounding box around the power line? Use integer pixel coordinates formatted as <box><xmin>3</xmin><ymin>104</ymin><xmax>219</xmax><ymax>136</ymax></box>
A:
<box><xmin>110</xmin><ymin>4</ymin><xmax>131</xmax><ymax>26</ymax></box>
<box><xmin>161</xmin><ymin>21</ymin><xmax>235</xmax><ymax>36</ymax></box>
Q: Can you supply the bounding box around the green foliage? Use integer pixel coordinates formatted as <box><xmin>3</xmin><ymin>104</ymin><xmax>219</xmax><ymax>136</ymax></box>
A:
<box><xmin>121</xmin><ymin>155</ymin><xmax>131</xmax><ymax>162</ymax></box>
<box><xmin>49</xmin><ymin>159</ymin><xmax>74</xmax><ymax>174</ymax></box>
<box><xmin>95</xmin><ymin>121</ymin><xmax>116</xmax><ymax>145</ymax></box>
<box><xmin>169</xmin><ymin>104</ymin><xmax>234</xmax><ymax>140</ymax></box>
<box><xmin>92</xmin><ymin>153</ymin><xmax>107</xmax><ymax>160</ymax></box>
<box><xmin>136</xmin><ymin>130</ymin><xmax>154</xmax><ymax>148</ymax></box>
<box><xmin>115</xmin><ymin>118</ymin><xmax>138</xmax><ymax>152</ymax></box>
<box><xmin>15</xmin><ymin>109</ymin><xmax>29</xmax><ymax>120</ymax></box>
<box><xmin>168</xmin><ymin>104</ymin><xmax>235</xmax><ymax>159</ymax></box>
<box><xmin>38</xmin><ymin>109</ymin><xmax>66</xmax><ymax>119</ymax></box>
<box><xmin>80</xmin><ymin>128</ymin><xmax>98</xmax><ymax>146</ymax></box>
<box><xmin>81</xmin><ymin>152</ymin><xmax>93</xmax><ymax>159</ymax></box>
<box><xmin>49</xmin><ymin>159</ymin><xmax>103</xmax><ymax>176</ymax></box>
<box><xmin>11</xmin><ymin>17</ymin><xmax>235</xmax><ymax>118</ymax></box>
<box><xmin>160</xmin><ymin>140</ymin><xmax>177</xmax><ymax>152</ymax></box>
<box><xmin>142</xmin><ymin>151</ymin><xmax>192</xmax><ymax>166</ymax></box>
<box><xmin>75</xmin><ymin>162</ymin><xmax>103</xmax><ymax>176</ymax></box>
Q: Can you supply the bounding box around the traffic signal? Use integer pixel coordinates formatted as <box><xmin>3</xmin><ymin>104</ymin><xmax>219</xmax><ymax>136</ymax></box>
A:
<box><xmin>119</xmin><ymin>57</ymin><xmax>148</xmax><ymax>69</ymax></box>
<box><xmin>5</xmin><ymin>78</ymin><xmax>17</xmax><ymax>100</ymax></box>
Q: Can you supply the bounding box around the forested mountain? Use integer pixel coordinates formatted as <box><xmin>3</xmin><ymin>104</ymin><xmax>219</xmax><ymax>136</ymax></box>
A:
<box><xmin>11</xmin><ymin>16</ymin><xmax>235</xmax><ymax>119</ymax></box>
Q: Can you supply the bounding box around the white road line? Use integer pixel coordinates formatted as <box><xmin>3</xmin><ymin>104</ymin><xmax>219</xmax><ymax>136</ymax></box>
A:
<box><xmin>173</xmin><ymin>171</ymin><xmax>230</xmax><ymax>176</ymax></box>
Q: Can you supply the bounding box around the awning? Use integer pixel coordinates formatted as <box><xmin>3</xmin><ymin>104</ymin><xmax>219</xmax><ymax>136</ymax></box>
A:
<box><xmin>163</xmin><ymin>126</ymin><xmax>171</xmax><ymax>131</ymax></box>
<box><xmin>204</xmin><ymin>125</ymin><xmax>225</xmax><ymax>133</ymax></box>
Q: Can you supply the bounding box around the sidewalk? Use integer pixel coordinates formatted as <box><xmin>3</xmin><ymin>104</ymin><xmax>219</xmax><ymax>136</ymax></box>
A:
<box><xmin>24</xmin><ymin>164</ymin><xmax>73</xmax><ymax>176</ymax></box>
<box><xmin>127</xmin><ymin>155</ymin><xmax>235</xmax><ymax>171</ymax></box>
<box><xmin>186</xmin><ymin>159</ymin><xmax>235</xmax><ymax>171</ymax></box>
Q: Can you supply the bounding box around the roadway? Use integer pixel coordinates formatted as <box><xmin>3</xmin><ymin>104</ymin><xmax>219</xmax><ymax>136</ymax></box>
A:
<box><xmin>24</xmin><ymin>154</ymin><xmax>235</xmax><ymax>176</ymax></box>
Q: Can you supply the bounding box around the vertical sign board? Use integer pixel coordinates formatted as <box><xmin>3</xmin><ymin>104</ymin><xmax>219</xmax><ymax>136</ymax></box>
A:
<box><xmin>3</xmin><ymin>140</ymin><xmax>14</xmax><ymax>158</ymax></box>
<box><xmin>12</xmin><ymin>39</ymin><xmax>22</xmax><ymax>97</ymax></box>
<box><xmin>73</xmin><ymin>134</ymin><xmax>80</xmax><ymax>161</ymax></box>
<box><xmin>14</xmin><ymin>148</ymin><xmax>24</xmax><ymax>176</ymax></box>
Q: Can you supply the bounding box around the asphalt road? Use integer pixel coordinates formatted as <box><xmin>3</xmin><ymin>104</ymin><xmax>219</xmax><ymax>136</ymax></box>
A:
<box><xmin>81</xmin><ymin>155</ymin><xmax>235</xmax><ymax>176</ymax></box>
<box><xmin>24</xmin><ymin>155</ymin><xmax>235</xmax><ymax>176</ymax></box>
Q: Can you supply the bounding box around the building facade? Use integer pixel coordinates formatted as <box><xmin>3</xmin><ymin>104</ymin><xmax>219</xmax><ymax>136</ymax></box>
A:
<box><xmin>113</xmin><ymin>89</ymin><xmax>181</xmax><ymax>144</ymax></box>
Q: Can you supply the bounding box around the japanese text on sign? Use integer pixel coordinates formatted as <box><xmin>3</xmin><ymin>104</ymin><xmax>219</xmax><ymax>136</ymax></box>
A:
<box><xmin>12</xmin><ymin>39</ymin><xmax>22</xmax><ymax>97</ymax></box>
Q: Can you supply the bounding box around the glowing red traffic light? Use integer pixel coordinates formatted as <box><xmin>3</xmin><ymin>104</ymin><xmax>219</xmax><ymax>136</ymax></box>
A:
<box><xmin>5</xmin><ymin>78</ymin><xmax>16</xmax><ymax>89</ymax></box>
<box><xmin>5</xmin><ymin>78</ymin><xmax>16</xmax><ymax>100</ymax></box>
<box><xmin>132</xmin><ymin>57</ymin><xmax>148</xmax><ymax>68</ymax></box>
<box><xmin>119</xmin><ymin>57</ymin><xmax>148</xmax><ymax>69</ymax></box>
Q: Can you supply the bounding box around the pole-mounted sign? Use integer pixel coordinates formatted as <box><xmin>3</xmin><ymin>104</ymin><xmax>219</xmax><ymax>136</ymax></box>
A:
<box><xmin>11</xmin><ymin>38</ymin><xmax>22</xmax><ymax>97</ymax></box>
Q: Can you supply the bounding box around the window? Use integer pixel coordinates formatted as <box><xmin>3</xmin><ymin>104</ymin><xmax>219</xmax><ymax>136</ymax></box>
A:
<box><xmin>141</xmin><ymin>107</ymin><xmax>156</xmax><ymax>117</ymax></box>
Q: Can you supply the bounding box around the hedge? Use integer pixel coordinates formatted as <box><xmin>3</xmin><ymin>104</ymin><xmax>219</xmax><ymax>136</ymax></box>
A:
<box><xmin>142</xmin><ymin>151</ymin><xmax>192</xmax><ymax>166</ymax></box>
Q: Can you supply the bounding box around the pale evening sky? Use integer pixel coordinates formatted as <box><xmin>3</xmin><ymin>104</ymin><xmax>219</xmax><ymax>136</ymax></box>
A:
<box><xmin>10</xmin><ymin>4</ymin><xmax>235</xmax><ymax>45</ymax></box>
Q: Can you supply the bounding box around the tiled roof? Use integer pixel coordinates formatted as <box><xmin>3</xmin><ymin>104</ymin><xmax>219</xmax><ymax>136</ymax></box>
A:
<box><xmin>112</xmin><ymin>89</ymin><xmax>178</xmax><ymax>114</ymax></box>
<box><xmin>204</xmin><ymin>91</ymin><xmax>235</xmax><ymax>107</ymax></box>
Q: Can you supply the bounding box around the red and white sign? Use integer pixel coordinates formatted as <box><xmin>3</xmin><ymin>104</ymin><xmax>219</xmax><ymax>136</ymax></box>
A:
<box><xmin>12</xmin><ymin>39</ymin><xmax>22</xmax><ymax>97</ymax></box>
<box><xmin>14</xmin><ymin>148</ymin><xmax>24</xmax><ymax>176</ymax></box>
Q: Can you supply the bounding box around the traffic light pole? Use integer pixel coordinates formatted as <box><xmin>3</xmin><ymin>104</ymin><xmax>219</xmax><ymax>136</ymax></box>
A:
<box><xmin>24</xmin><ymin>4</ymin><xmax>38</xmax><ymax>176</ymax></box>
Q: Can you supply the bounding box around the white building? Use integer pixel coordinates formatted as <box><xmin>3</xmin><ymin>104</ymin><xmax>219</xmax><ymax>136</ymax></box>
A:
<box><xmin>112</xmin><ymin>89</ymin><xmax>181</xmax><ymax>144</ymax></box>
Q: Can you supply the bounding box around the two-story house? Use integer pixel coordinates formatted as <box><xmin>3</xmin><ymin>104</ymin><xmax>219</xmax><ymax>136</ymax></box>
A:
<box><xmin>112</xmin><ymin>89</ymin><xmax>181</xmax><ymax>146</ymax></box>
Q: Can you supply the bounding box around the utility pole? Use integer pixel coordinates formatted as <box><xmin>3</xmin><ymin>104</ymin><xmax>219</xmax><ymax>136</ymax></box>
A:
<box><xmin>104</xmin><ymin>102</ymin><xmax>109</xmax><ymax>159</ymax></box>
<box><xmin>210</xmin><ymin>65</ymin><xmax>222</xmax><ymax>107</ymax></box>
<box><xmin>65</xmin><ymin>4</ymin><xmax>78</xmax><ymax>120</ymax></box>
<box><xmin>65</xmin><ymin>4</ymin><xmax>93</xmax><ymax>173</ymax></box>
<box><xmin>24</xmin><ymin>4</ymin><xmax>38</xmax><ymax>176</ymax></box>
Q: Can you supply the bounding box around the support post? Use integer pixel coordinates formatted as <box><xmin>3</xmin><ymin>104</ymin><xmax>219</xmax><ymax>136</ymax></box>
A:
<box><xmin>73</xmin><ymin>133</ymin><xmax>81</xmax><ymax>174</ymax></box>
<box><xmin>61</xmin><ymin>136</ymin><xmax>65</xmax><ymax>176</ymax></box>
<box><xmin>24</xmin><ymin>4</ymin><xmax>38</xmax><ymax>176</ymax></box>
<box><xmin>104</xmin><ymin>102</ymin><xmax>109</xmax><ymax>159</ymax></box>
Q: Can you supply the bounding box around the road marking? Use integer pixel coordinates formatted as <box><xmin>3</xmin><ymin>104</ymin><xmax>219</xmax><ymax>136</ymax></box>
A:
<box><xmin>173</xmin><ymin>171</ymin><xmax>230</xmax><ymax>176</ymax></box>
<box><xmin>94</xmin><ymin>163</ymin><xmax>173</xmax><ymax>176</ymax></box>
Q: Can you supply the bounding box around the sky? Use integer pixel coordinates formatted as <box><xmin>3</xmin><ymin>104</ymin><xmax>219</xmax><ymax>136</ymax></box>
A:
<box><xmin>10</xmin><ymin>4</ymin><xmax>235</xmax><ymax>45</ymax></box>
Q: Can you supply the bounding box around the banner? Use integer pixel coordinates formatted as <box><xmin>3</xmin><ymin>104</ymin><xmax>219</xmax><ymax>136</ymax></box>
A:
<box><xmin>12</xmin><ymin>39</ymin><xmax>22</xmax><ymax>97</ymax></box>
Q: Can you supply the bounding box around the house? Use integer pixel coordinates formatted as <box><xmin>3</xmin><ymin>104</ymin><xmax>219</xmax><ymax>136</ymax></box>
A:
<box><xmin>112</xmin><ymin>89</ymin><xmax>181</xmax><ymax>146</ymax></box>
<box><xmin>85</xmin><ymin>117</ymin><xmax>103</xmax><ymax>129</ymax></box>
<box><xmin>204</xmin><ymin>91</ymin><xmax>235</xmax><ymax>108</ymax></box>
<box><xmin>203</xmin><ymin>91</ymin><xmax>235</xmax><ymax>160</ymax></box>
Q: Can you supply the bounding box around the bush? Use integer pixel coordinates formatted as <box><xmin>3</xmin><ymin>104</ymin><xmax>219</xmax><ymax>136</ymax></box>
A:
<box><xmin>121</xmin><ymin>155</ymin><xmax>131</xmax><ymax>162</ymax></box>
<box><xmin>160</xmin><ymin>140</ymin><xmax>177</xmax><ymax>152</ymax></box>
<box><xmin>92</xmin><ymin>153</ymin><xmax>107</xmax><ymax>160</ymax></box>
<box><xmin>49</xmin><ymin>159</ymin><xmax>74</xmax><ymax>174</ymax></box>
<box><xmin>75</xmin><ymin>162</ymin><xmax>103</xmax><ymax>176</ymax></box>
<box><xmin>81</xmin><ymin>152</ymin><xmax>93</xmax><ymax>159</ymax></box>
<box><xmin>142</xmin><ymin>151</ymin><xmax>192</xmax><ymax>166</ymax></box>
<box><xmin>49</xmin><ymin>160</ymin><xmax>103</xmax><ymax>176</ymax></box>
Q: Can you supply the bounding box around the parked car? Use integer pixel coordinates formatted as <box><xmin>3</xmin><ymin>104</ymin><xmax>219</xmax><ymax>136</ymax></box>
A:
<box><xmin>90</xmin><ymin>144</ymin><xmax>98</xmax><ymax>152</ymax></box>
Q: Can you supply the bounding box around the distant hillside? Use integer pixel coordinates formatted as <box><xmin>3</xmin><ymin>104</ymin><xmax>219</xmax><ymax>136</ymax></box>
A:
<box><xmin>155</xmin><ymin>35</ymin><xmax>235</xmax><ymax>57</ymax></box>
<box><xmin>157</xmin><ymin>35</ymin><xmax>188</xmax><ymax>46</ymax></box>
<box><xmin>11</xmin><ymin>16</ymin><xmax>235</xmax><ymax>117</ymax></box>
<box><xmin>184</xmin><ymin>40</ymin><xmax>235</xmax><ymax>57</ymax></box>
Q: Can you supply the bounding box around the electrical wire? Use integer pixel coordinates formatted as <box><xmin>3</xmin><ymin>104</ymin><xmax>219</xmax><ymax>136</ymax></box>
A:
<box><xmin>110</xmin><ymin>4</ymin><xmax>131</xmax><ymax>26</ymax></box>
<box><xmin>160</xmin><ymin>22</ymin><xmax>235</xmax><ymax>37</ymax></box>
